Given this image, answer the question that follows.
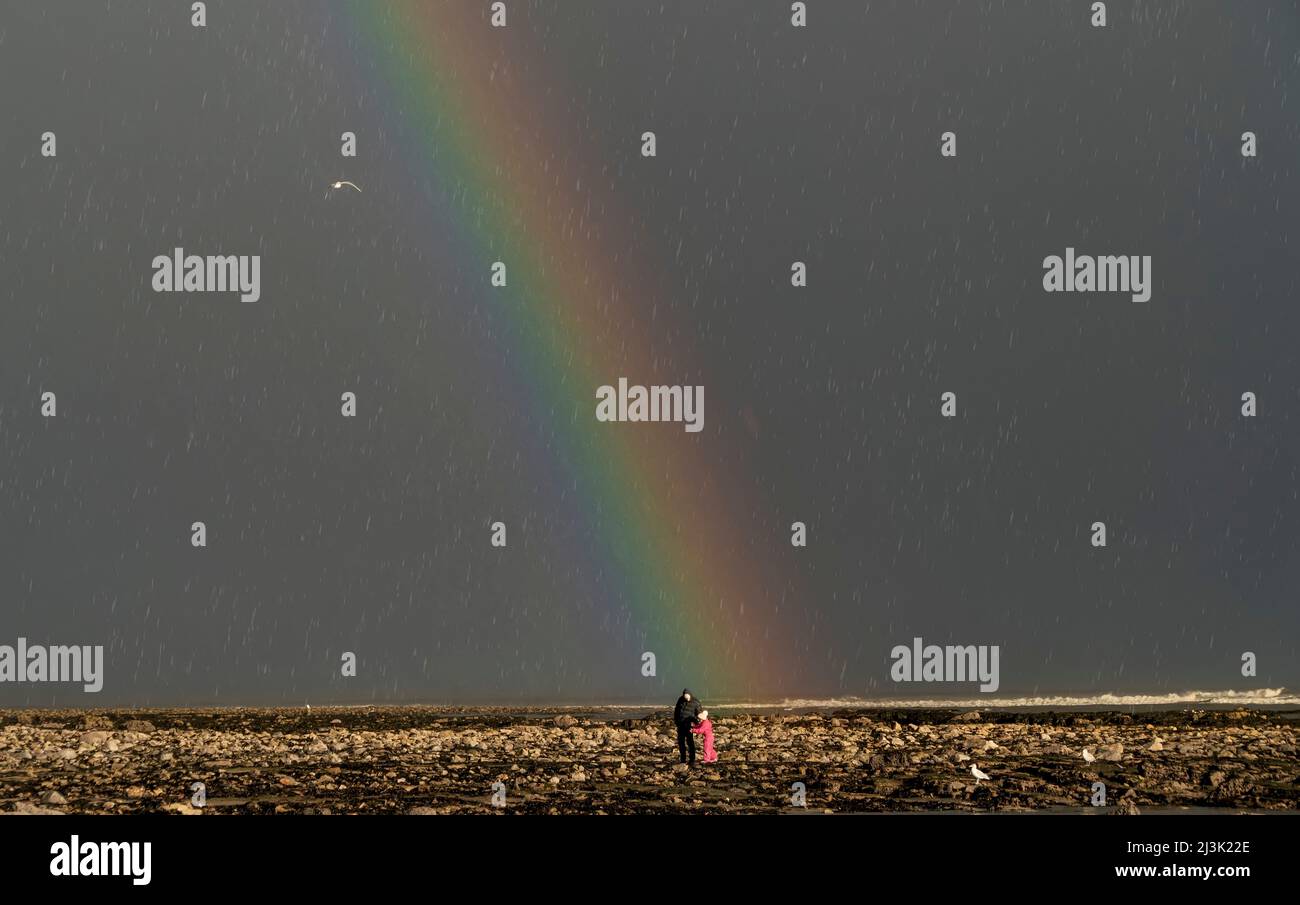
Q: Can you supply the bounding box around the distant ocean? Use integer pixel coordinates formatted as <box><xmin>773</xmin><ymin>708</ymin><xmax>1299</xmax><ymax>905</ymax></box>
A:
<box><xmin>707</xmin><ymin>688</ymin><xmax>1299</xmax><ymax>711</ymax></box>
<box><xmin>40</xmin><ymin>688</ymin><xmax>1291</xmax><ymax>712</ymax></box>
<box><xmin>415</xmin><ymin>687</ymin><xmax>1300</xmax><ymax>718</ymax></box>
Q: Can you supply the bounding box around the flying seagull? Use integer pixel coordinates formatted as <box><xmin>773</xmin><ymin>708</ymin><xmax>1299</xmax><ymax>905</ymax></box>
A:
<box><xmin>329</xmin><ymin>180</ymin><xmax>362</xmax><ymax>193</ymax></box>
<box><xmin>970</xmin><ymin>764</ymin><xmax>990</xmax><ymax>782</ymax></box>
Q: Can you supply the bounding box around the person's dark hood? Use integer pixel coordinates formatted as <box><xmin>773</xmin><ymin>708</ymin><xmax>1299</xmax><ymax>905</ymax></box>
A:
<box><xmin>674</xmin><ymin>690</ymin><xmax>701</xmax><ymax>725</ymax></box>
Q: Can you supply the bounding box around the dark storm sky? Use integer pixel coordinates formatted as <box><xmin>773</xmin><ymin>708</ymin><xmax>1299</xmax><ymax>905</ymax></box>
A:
<box><xmin>1</xmin><ymin>1</ymin><xmax>1298</xmax><ymax>706</ymax></box>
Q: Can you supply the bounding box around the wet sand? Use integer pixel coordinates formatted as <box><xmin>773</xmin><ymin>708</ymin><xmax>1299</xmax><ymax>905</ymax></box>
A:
<box><xmin>1</xmin><ymin>706</ymin><xmax>1296</xmax><ymax>814</ymax></box>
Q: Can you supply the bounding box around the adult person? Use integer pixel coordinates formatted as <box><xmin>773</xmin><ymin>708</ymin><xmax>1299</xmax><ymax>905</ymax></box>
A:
<box><xmin>673</xmin><ymin>688</ymin><xmax>702</xmax><ymax>765</ymax></box>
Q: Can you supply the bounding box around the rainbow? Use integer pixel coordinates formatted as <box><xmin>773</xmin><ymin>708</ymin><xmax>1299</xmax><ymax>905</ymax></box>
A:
<box><xmin>343</xmin><ymin>1</ymin><xmax>805</xmax><ymax>698</ymax></box>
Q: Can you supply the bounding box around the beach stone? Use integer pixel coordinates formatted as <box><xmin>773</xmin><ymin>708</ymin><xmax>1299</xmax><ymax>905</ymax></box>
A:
<box><xmin>13</xmin><ymin>801</ymin><xmax>63</xmax><ymax>815</ymax></box>
<box><xmin>79</xmin><ymin>731</ymin><xmax>110</xmax><ymax>747</ymax></box>
<box><xmin>124</xmin><ymin>720</ymin><xmax>155</xmax><ymax>733</ymax></box>
<box><xmin>1098</xmin><ymin>743</ymin><xmax>1124</xmax><ymax>761</ymax></box>
<box><xmin>869</xmin><ymin>750</ymin><xmax>909</xmax><ymax>769</ymax></box>
<box><xmin>1112</xmin><ymin>798</ymin><xmax>1140</xmax><ymax>815</ymax></box>
<box><xmin>41</xmin><ymin>791</ymin><xmax>67</xmax><ymax>806</ymax></box>
<box><xmin>1211</xmin><ymin>776</ymin><xmax>1252</xmax><ymax>801</ymax></box>
<box><xmin>160</xmin><ymin>802</ymin><xmax>201</xmax><ymax>815</ymax></box>
<box><xmin>553</xmin><ymin>716</ymin><xmax>578</xmax><ymax>729</ymax></box>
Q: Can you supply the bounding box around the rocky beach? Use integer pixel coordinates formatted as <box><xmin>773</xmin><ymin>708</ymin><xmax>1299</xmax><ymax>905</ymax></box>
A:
<box><xmin>1</xmin><ymin>707</ymin><xmax>1296</xmax><ymax>815</ymax></box>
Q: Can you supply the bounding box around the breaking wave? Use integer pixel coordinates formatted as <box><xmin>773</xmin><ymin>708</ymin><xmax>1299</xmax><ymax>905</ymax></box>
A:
<box><xmin>712</xmin><ymin>688</ymin><xmax>1297</xmax><ymax>710</ymax></box>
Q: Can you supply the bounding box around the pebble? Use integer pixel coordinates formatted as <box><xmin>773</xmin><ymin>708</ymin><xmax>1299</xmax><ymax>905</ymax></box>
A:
<box><xmin>13</xmin><ymin>801</ymin><xmax>64</xmax><ymax>815</ymax></box>
<box><xmin>160</xmin><ymin>802</ymin><xmax>201</xmax><ymax>815</ymax></box>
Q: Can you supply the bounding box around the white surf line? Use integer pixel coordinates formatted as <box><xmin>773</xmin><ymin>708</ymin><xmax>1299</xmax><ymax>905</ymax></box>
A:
<box><xmin>709</xmin><ymin>689</ymin><xmax>1298</xmax><ymax>709</ymax></box>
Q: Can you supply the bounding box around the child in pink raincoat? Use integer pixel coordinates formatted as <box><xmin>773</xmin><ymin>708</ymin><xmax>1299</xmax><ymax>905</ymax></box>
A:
<box><xmin>690</xmin><ymin>709</ymin><xmax>718</xmax><ymax>763</ymax></box>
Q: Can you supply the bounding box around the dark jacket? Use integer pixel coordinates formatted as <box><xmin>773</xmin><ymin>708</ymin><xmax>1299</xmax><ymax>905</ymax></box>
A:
<box><xmin>674</xmin><ymin>689</ymin><xmax>701</xmax><ymax>727</ymax></box>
